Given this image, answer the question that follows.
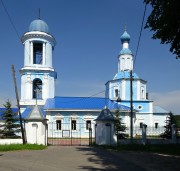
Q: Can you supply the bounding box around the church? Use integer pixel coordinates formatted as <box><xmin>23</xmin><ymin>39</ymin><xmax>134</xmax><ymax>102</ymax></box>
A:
<box><xmin>18</xmin><ymin>18</ymin><xmax>168</xmax><ymax>139</ymax></box>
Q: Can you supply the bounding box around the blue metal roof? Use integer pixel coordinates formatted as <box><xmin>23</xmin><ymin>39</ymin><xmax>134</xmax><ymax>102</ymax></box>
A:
<box><xmin>44</xmin><ymin>96</ymin><xmax>131</xmax><ymax>111</ymax></box>
<box><xmin>0</xmin><ymin>108</ymin><xmax>18</xmax><ymax>120</ymax></box>
<box><xmin>119</xmin><ymin>48</ymin><xmax>132</xmax><ymax>55</ymax></box>
<box><xmin>29</xmin><ymin>19</ymin><xmax>49</xmax><ymax>33</ymax></box>
<box><xmin>21</xmin><ymin>106</ymin><xmax>46</xmax><ymax>119</ymax></box>
<box><xmin>113</xmin><ymin>71</ymin><xmax>139</xmax><ymax>80</ymax></box>
<box><xmin>95</xmin><ymin>107</ymin><xmax>115</xmax><ymax>121</ymax></box>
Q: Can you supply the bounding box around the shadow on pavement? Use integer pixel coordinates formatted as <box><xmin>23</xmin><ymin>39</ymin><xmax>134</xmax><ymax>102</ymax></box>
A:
<box><xmin>75</xmin><ymin>146</ymin><xmax>145</xmax><ymax>171</ymax></box>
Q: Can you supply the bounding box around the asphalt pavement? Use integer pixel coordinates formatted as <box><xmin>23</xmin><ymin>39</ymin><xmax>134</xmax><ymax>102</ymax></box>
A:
<box><xmin>0</xmin><ymin>146</ymin><xmax>179</xmax><ymax>171</ymax></box>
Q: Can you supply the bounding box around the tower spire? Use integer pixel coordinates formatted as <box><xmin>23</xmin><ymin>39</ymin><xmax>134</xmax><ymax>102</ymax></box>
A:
<box><xmin>38</xmin><ymin>8</ymin><xmax>41</xmax><ymax>19</ymax></box>
<box><xmin>124</xmin><ymin>23</ymin><xmax>127</xmax><ymax>31</ymax></box>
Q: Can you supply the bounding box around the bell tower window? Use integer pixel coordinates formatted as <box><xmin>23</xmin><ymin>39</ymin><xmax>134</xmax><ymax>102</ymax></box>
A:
<box><xmin>33</xmin><ymin>79</ymin><xmax>42</xmax><ymax>99</ymax></box>
<box><xmin>33</xmin><ymin>43</ymin><xmax>43</xmax><ymax>64</ymax></box>
<box><xmin>115</xmin><ymin>89</ymin><xmax>119</xmax><ymax>98</ymax></box>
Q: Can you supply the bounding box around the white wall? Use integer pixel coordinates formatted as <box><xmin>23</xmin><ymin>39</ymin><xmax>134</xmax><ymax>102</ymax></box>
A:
<box><xmin>0</xmin><ymin>139</ymin><xmax>22</xmax><ymax>145</ymax></box>
<box><xmin>25</xmin><ymin>121</ymin><xmax>47</xmax><ymax>145</ymax></box>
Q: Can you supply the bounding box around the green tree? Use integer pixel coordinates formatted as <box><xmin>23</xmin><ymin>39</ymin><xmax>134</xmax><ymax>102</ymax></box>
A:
<box><xmin>114</xmin><ymin>109</ymin><xmax>127</xmax><ymax>139</ymax></box>
<box><xmin>174</xmin><ymin>115</ymin><xmax>180</xmax><ymax>128</ymax></box>
<box><xmin>144</xmin><ymin>0</ymin><xmax>180</xmax><ymax>58</ymax></box>
<box><xmin>0</xmin><ymin>100</ymin><xmax>20</xmax><ymax>138</ymax></box>
<box><xmin>161</xmin><ymin>112</ymin><xmax>176</xmax><ymax>139</ymax></box>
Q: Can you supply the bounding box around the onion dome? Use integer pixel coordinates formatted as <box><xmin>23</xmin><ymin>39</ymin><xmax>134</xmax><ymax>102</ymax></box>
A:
<box><xmin>120</xmin><ymin>31</ymin><xmax>130</xmax><ymax>43</ymax></box>
<box><xmin>29</xmin><ymin>19</ymin><xmax>50</xmax><ymax>34</ymax></box>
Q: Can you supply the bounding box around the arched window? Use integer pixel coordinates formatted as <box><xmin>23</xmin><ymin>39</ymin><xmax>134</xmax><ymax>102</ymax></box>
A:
<box><xmin>33</xmin><ymin>43</ymin><xmax>43</xmax><ymax>64</ymax></box>
<box><xmin>33</xmin><ymin>79</ymin><xmax>42</xmax><ymax>99</ymax></box>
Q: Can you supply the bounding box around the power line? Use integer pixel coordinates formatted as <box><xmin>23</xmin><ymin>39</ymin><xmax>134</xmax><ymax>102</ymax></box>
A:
<box><xmin>55</xmin><ymin>83</ymin><xmax>124</xmax><ymax>104</ymax></box>
<box><xmin>0</xmin><ymin>0</ymin><xmax>21</xmax><ymax>40</ymax></box>
<box><xmin>0</xmin><ymin>0</ymin><xmax>32</xmax><ymax>73</ymax></box>
<box><xmin>56</xmin><ymin>90</ymin><xmax>106</xmax><ymax>104</ymax></box>
<box><xmin>133</xmin><ymin>3</ymin><xmax>147</xmax><ymax>67</ymax></box>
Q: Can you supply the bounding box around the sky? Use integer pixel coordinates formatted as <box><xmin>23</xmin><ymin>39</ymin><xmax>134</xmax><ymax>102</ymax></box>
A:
<box><xmin>0</xmin><ymin>0</ymin><xmax>179</xmax><ymax>114</ymax></box>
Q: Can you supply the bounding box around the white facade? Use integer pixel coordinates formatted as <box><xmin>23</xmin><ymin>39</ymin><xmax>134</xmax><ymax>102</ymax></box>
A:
<box><xmin>106</xmin><ymin>29</ymin><xmax>168</xmax><ymax>128</ymax></box>
<box><xmin>20</xmin><ymin>20</ymin><xmax>57</xmax><ymax>106</ymax></box>
<box><xmin>25</xmin><ymin>121</ymin><xmax>47</xmax><ymax>145</ymax></box>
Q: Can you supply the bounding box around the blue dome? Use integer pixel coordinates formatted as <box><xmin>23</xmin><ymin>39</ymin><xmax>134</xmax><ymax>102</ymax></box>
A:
<box><xmin>121</xmin><ymin>31</ymin><xmax>130</xmax><ymax>43</ymax></box>
<box><xmin>29</xmin><ymin>19</ymin><xmax>49</xmax><ymax>33</ymax></box>
<box><xmin>119</xmin><ymin>48</ymin><xmax>132</xmax><ymax>55</ymax></box>
<box><xmin>113</xmin><ymin>71</ymin><xmax>139</xmax><ymax>80</ymax></box>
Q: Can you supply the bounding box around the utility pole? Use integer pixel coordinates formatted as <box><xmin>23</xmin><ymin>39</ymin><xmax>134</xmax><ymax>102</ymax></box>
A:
<box><xmin>130</xmin><ymin>70</ymin><xmax>133</xmax><ymax>143</ymax></box>
<box><xmin>12</xmin><ymin>65</ymin><xmax>26</xmax><ymax>144</ymax></box>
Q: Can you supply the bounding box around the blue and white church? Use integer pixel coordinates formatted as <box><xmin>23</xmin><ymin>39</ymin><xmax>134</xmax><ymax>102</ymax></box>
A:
<box><xmin>19</xmin><ymin>18</ymin><xmax>168</xmax><ymax>140</ymax></box>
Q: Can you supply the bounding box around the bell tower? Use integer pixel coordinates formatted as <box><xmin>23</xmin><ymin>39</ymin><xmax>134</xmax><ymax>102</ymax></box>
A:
<box><xmin>20</xmin><ymin>18</ymin><xmax>57</xmax><ymax>106</ymax></box>
<box><xmin>118</xmin><ymin>29</ymin><xmax>133</xmax><ymax>72</ymax></box>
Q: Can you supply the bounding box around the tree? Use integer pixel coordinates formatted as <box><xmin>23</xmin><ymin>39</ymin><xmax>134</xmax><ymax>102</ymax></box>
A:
<box><xmin>114</xmin><ymin>109</ymin><xmax>127</xmax><ymax>139</ymax></box>
<box><xmin>174</xmin><ymin>115</ymin><xmax>180</xmax><ymax>128</ymax></box>
<box><xmin>144</xmin><ymin>0</ymin><xmax>180</xmax><ymax>58</ymax></box>
<box><xmin>160</xmin><ymin>112</ymin><xmax>176</xmax><ymax>139</ymax></box>
<box><xmin>0</xmin><ymin>100</ymin><xmax>20</xmax><ymax>138</ymax></box>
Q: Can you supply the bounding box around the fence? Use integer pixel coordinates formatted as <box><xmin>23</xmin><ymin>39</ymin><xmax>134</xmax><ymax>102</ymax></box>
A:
<box><xmin>118</xmin><ymin>125</ymin><xmax>180</xmax><ymax>144</ymax></box>
<box><xmin>48</xmin><ymin>122</ymin><xmax>95</xmax><ymax>146</ymax></box>
<box><xmin>125</xmin><ymin>126</ymin><xmax>164</xmax><ymax>139</ymax></box>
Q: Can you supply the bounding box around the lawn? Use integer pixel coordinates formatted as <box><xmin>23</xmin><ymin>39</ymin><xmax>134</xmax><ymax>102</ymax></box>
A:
<box><xmin>101</xmin><ymin>144</ymin><xmax>180</xmax><ymax>156</ymax></box>
<box><xmin>0</xmin><ymin>144</ymin><xmax>47</xmax><ymax>152</ymax></box>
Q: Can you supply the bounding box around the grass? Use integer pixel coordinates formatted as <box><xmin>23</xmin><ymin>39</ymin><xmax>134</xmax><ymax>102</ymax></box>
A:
<box><xmin>100</xmin><ymin>144</ymin><xmax>180</xmax><ymax>156</ymax></box>
<box><xmin>0</xmin><ymin>144</ymin><xmax>47</xmax><ymax>152</ymax></box>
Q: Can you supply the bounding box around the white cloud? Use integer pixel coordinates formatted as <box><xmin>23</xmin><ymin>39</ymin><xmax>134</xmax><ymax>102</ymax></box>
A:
<box><xmin>149</xmin><ymin>90</ymin><xmax>180</xmax><ymax>115</ymax></box>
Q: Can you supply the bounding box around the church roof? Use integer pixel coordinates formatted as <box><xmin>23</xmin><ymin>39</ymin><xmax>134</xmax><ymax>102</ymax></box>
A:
<box><xmin>119</xmin><ymin>48</ymin><xmax>132</xmax><ymax>55</ymax></box>
<box><xmin>44</xmin><ymin>96</ymin><xmax>131</xmax><ymax>111</ymax></box>
<box><xmin>113</xmin><ymin>71</ymin><xmax>139</xmax><ymax>80</ymax></box>
<box><xmin>25</xmin><ymin>105</ymin><xmax>46</xmax><ymax>120</ymax></box>
<box><xmin>153</xmin><ymin>106</ymin><xmax>168</xmax><ymax>114</ymax></box>
<box><xmin>95</xmin><ymin>107</ymin><xmax>115</xmax><ymax>121</ymax></box>
<box><xmin>29</xmin><ymin>19</ymin><xmax>50</xmax><ymax>34</ymax></box>
<box><xmin>21</xmin><ymin>106</ymin><xmax>45</xmax><ymax>119</ymax></box>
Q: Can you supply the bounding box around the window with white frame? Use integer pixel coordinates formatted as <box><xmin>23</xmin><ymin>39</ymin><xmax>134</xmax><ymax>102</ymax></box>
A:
<box><xmin>155</xmin><ymin>122</ymin><xmax>158</xmax><ymax>129</ymax></box>
<box><xmin>140</xmin><ymin>122</ymin><xmax>143</xmax><ymax>128</ymax></box>
<box><xmin>141</xmin><ymin>86</ymin><xmax>145</xmax><ymax>99</ymax></box>
<box><xmin>71</xmin><ymin>120</ymin><xmax>76</xmax><ymax>130</ymax></box>
<box><xmin>54</xmin><ymin>114</ymin><xmax>64</xmax><ymax>131</ymax></box>
<box><xmin>33</xmin><ymin>42</ymin><xmax>43</xmax><ymax>64</ymax></box>
<box><xmin>86</xmin><ymin>120</ymin><xmax>91</xmax><ymax>130</ymax></box>
<box><xmin>115</xmin><ymin>89</ymin><xmax>119</xmax><ymax>98</ymax></box>
<box><xmin>56</xmin><ymin>120</ymin><xmax>62</xmax><ymax>130</ymax></box>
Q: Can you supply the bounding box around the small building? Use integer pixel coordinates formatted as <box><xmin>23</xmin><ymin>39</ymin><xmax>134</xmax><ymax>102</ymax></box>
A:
<box><xmin>95</xmin><ymin>107</ymin><xmax>117</xmax><ymax>145</ymax></box>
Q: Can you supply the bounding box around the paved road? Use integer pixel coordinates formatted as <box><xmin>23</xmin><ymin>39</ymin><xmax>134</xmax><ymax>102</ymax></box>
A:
<box><xmin>0</xmin><ymin>146</ymin><xmax>179</xmax><ymax>171</ymax></box>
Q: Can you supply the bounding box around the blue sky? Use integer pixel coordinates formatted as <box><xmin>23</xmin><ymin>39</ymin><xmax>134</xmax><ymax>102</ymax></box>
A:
<box><xmin>0</xmin><ymin>0</ymin><xmax>179</xmax><ymax>114</ymax></box>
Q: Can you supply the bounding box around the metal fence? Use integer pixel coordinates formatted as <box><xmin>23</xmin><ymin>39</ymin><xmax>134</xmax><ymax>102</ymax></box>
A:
<box><xmin>47</xmin><ymin>122</ymin><xmax>95</xmax><ymax>146</ymax></box>
<box><xmin>125</xmin><ymin>126</ymin><xmax>165</xmax><ymax>139</ymax></box>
